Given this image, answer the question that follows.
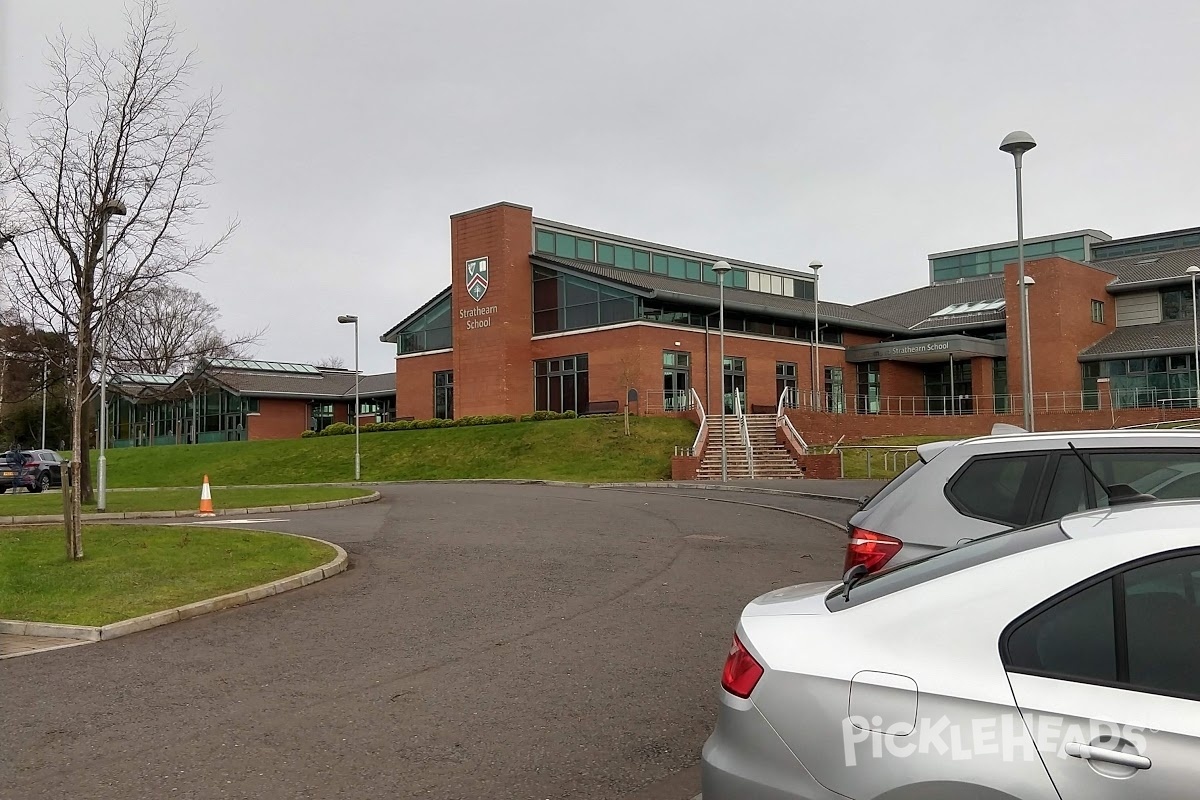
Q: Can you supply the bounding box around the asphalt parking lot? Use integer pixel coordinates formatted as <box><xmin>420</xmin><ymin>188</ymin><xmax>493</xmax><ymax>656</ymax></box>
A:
<box><xmin>1</xmin><ymin>483</ymin><xmax>855</xmax><ymax>800</ymax></box>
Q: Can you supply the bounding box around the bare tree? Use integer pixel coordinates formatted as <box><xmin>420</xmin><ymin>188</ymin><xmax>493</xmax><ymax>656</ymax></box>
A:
<box><xmin>0</xmin><ymin>1</ymin><xmax>233</xmax><ymax>558</ymax></box>
<box><xmin>314</xmin><ymin>355</ymin><xmax>346</xmax><ymax>370</ymax></box>
<box><xmin>105</xmin><ymin>282</ymin><xmax>262</xmax><ymax>375</ymax></box>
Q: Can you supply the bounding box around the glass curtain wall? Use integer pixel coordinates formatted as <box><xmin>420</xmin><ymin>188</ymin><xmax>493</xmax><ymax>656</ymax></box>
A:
<box><xmin>534</xmin><ymin>355</ymin><xmax>590</xmax><ymax>414</ymax></box>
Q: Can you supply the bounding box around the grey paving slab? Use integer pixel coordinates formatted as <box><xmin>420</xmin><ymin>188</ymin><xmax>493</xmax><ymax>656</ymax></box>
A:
<box><xmin>1</xmin><ymin>483</ymin><xmax>852</xmax><ymax>800</ymax></box>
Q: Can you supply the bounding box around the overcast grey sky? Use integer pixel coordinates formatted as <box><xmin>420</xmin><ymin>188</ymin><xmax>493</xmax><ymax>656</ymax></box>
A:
<box><xmin>4</xmin><ymin>1</ymin><xmax>1200</xmax><ymax>373</ymax></box>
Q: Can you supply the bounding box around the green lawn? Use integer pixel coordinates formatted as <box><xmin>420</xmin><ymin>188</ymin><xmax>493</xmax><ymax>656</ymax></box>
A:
<box><xmin>92</xmin><ymin>416</ymin><xmax>697</xmax><ymax>487</ymax></box>
<box><xmin>0</xmin><ymin>525</ymin><xmax>334</xmax><ymax>626</ymax></box>
<box><xmin>0</xmin><ymin>486</ymin><xmax>371</xmax><ymax>516</ymax></box>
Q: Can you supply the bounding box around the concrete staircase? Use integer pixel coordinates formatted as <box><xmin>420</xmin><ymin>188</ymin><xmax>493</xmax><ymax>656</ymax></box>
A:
<box><xmin>695</xmin><ymin>414</ymin><xmax>807</xmax><ymax>479</ymax></box>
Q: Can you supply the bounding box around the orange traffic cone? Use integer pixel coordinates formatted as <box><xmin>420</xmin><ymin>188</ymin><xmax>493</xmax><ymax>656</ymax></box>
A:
<box><xmin>196</xmin><ymin>474</ymin><xmax>216</xmax><ymax>517</ymax></box>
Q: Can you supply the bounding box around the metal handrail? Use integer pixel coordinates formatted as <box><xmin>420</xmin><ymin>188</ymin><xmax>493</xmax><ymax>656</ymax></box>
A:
<box><xmin>735</xmin><ymin>387</ymin><xmax>754</xmax><ymax>478</ymax></box>
<box><xmin>776</xmin><ymin>386</ymin><xmax>808</xmax><ymax>455</ymax></box>
<box><xmin>689</xmin><ymin>387</ymin><xmax>708</xmax><ymax>456</ymax></box>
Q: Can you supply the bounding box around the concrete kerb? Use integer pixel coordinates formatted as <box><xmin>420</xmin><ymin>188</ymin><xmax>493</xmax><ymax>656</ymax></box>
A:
<box><xmin>0</xmin><ymin>532</ymin><xmax>347</xmax><ymax>644</ymax></box>
<box><xmin>0</xmin><ymin>491</ymin><xmax>380</xmax><ymax>527</ymax></box>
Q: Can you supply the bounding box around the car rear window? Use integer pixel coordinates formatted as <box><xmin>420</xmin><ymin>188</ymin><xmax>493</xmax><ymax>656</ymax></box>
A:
<box><xmin>826</xmin><ymin>521</ymin><xmax>1068</xmax><ymax>611</ymax></box>
<box><xmin>858</xmin><ymin>458</ymin><xmax>926</xmax><ymax>513</ymax></box>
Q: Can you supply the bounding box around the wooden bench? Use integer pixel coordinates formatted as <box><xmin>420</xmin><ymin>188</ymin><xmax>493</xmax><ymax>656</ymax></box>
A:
<box><xmin>583</xmin><ymin>400</ymin><xmax>621</xmax><ymax>416</ymax></box>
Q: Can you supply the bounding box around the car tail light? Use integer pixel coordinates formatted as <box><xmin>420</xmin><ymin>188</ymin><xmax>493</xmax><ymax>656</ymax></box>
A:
<box><xmin>721</xmin><ymin>634</ymin><xmax>764</xmax><ymax>699</ymax></box>
<box><xmin>844</xmin><ymin>526</ymin><xmax>903</xmax><ymax>574</ymax></box>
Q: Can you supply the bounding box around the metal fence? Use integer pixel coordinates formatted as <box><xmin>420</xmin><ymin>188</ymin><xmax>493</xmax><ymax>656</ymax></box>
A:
<box><xmin>791</xmin><ymin>389</ymin><xmax>1200</xmax><ymax>416</ymax></box>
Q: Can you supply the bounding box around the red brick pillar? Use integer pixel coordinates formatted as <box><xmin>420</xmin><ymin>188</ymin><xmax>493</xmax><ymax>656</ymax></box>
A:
<box><xmin>450</xmin><ymin>203</ymin><xmax>535</xmax><ymax>418</ymax></box>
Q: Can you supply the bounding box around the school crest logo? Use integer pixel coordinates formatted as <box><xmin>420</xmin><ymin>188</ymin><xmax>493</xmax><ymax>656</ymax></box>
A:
<box><xmin>466</xmin><ymin>257</ymin><xmax>489</xmax><ymax>302</ymax></box>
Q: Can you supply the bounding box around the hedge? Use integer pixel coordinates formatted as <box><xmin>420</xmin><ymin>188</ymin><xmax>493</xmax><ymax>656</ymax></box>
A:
<box><xmin>301</xmin><ymin>411</ymin><xmax>581</xmax><ymax>437</ymax></box>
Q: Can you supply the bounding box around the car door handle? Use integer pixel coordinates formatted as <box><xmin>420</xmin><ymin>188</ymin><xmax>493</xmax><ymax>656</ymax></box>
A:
<box><xmin>1065</xmin><ymin>741</ymin><xmax>1151</xmax><ymax>770</ymax></box>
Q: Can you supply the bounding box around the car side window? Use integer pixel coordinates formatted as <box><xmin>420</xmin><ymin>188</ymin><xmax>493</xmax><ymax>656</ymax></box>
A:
<box><xmin>1124</xmin><ymin>555</ymin><xmax>1200</xmax><ymax>697</ymax></box>
<box><xmin>948</xmin><ymin>455</ymin><xmax>1047</xmax><ymax>526</ymax></box>
<box><xmin>1040</xmin><ymin>455</ymin><xmax>1091</xmax><ymax>521</ymax></box>
<box><xmin>1006</xmin><ymin>579</ymin><xmax>1117</xmax><ymax>682</ymax></box>
<box><xmin>1089</xmin><ymin>451</ymin><xmax>1200</xmax><ymax>506</ymax></box>
<box><xmin>1005</xmin><ymin>551</ymin><xmax>1200</xmax><ymax>700</ymax></box>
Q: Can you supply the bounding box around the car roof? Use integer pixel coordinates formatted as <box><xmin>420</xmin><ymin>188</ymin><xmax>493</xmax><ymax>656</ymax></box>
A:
<box><xmin>1059</xmin><ymin>498</ymin><xmax>1200</xmax><ymax>540</ymax></box>
<box><xmin>923</xmin><ymin>429</ymin><xmax>1200</xmax><ymax>458</ymax></box>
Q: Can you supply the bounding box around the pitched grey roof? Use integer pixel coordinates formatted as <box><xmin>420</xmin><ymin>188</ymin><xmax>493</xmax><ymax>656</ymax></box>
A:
<box><xmin>855</xmin><ymin>277</ymin><xmax>1008</xmax><ymax>331</ymax></box>
<box><xmin>213</xmin><ymin>368</ymin><xmax>396</xmax><ymax>399</ymax></box>
<box><xmin>1079</xmin><ymin>320</ymin><xmax>1200</xmax><ymax>360</ymax></box>
<box><xmin>1092</xmin><ymin>246</ymin><xmax>1200</xmax><ymax>292</ymax></box>
<box><xmin>533</xmin><ymin>255</ymin><xmax>908</xmax><ymax>334</ymax></box>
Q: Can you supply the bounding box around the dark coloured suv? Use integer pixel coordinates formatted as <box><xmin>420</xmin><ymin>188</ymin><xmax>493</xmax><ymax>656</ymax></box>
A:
<box><xmin>0</xmin><ymin>450</ymin><xmax>64</xmax><ymax>493</ymax></box>
<box><xmin>845</xmin><ymin>428</ymin><xmax>1200</xmax><ymax>573</ymax></box>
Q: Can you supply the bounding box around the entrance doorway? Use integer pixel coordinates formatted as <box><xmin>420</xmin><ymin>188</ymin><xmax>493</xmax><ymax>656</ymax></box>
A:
<box><xmin>723</xmin><ymin>357</ymin><xmax>746</xmax><ymax>413</ymax></box>
<box><xmin>662</xmin><ymin>351</ymin><xmax>691</xmax><ymax>411</ymax></box>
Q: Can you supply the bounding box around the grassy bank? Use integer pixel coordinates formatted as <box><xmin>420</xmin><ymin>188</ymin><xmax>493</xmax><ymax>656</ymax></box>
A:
<box><xmin>0</xmin><ymin>486</ymin><xmax>371</xmax><ymax>516</ymax></box>
<box><xmin>93</xmin><ymin>416</ymin><xmax>697</xmax><ymax>487</ymax></box>
<box><xmin>0</xmin><ymin>525</ymin><xmax>334</xmax><ymax>626</ymax></box>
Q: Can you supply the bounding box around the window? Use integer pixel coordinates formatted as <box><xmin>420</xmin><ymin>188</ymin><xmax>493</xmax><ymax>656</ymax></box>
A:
<box><xmin>1099</xmin><ymin>354</ymin><xmax>1198</xmax><ymax>408</ymax></box>
<box><xmin>667</xmin><ymin>256</ymin><xmax>686</xmax><ymax>278</ymax></box>
<box><xmin>776</xmin><ymin>362</ymin><xmax>798</xmax><ymax>407</ymax></box>
<box><xmin>1124</xmin><ymin>555</ymin><xmax>1200</xmax><ymax>696</ymax></box>
<box><xmin>311</xmin><ymin>403</ymin><xmax>334</xmax><ymax>432</ymax></box>
<box><xmin>555</xmin><ymin>232</ymin><xmax>576</xmax><ymax>259</ymax></box>
<box><xmin>857</xmin><ymin>363</ymin><xmax>881</xmax><ymax>414</ymax></box>
<box><xmin>1162</xmin><ymin>288</ymin><xmax>1196</xmax><ymax>321</ymax></box>
<box><xmin>993</xmin><ymin>359</ymin><xmax>1009</xmax><ymax>413</ymax></box>
<box><xmin>1088</xmin><ymin>450</ymin><xmax>1200</xmax><ymax>503</ymax></box>
<box><xmin>534</xmin><ymin>354</ymin><xmax>589</xmax><ymax>414</ymax></box>
<box><xmin>663</xmin><ymin>351</ymin><xmax>690</xmax><ymax>411</ymax></box>
<box><xmin>1004</xmin><ymin>552</ymin><xmax>1200</xmax><ymax>700</ymax></box>
<box><xmin>396</xmin><ymin>294</ymin><xmax>453</xmax><ymax>355</ymax></box>
<box><xmin>575</xmin><ymin>238</ymin><xmax>595</xmax><ymax>261</ymax></box>
<box><xmin>1006</xmin><ymin>579</ymin><xmax>1117</xmax><ymax>682</ymax></box>
<box><xmin>614</xmin><ymin>246</ymin><xmax>635</xmax><ymax>269</ymax></box>
<box><xmin>532</xmin><ymin>268</ymin><xmax>639</xmax><ymax>334</ymax></box>
<box><xmin>597</xmin><ymin>243</ymin><xmax>615</xmax><ymax>265</ymax></box>
<box><xmin>1091</xmin><ymin>299</ymin><xmax>1105</xmax><ymax>323</ymax></box>
<box><xmin>947</xmin><ymin>455</ymin><xmax>1048</xmax><ymax>527</ymax></box>
<box><xmin>433</xmin><ymin>371</ymin><xmax>454</xmax><ymax>419</ymax></box>
<box><xmin>830</xmin><ymin>521</ymin><xmax>1067</xmax><ymax>611</ymax></box>
<box><xmin>825</xmin><ymin>366</ymin><xmax>845</xmax><ymax>413</ymax></box>
<box><xmin>535</xmin><ymin>229</ymin><xmax>555</xmax><ymax>254</ymax></box>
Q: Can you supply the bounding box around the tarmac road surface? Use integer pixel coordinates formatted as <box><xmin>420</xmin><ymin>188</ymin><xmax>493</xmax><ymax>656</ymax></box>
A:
<box><xmin>1</xmin><ymin>483</ymin><xmax>854</xmax><ymax>800</ymax></box>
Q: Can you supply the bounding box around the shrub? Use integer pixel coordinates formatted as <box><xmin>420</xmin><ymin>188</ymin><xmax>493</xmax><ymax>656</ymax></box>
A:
<box><xmin>520</xmin><ymin>413</ymin><xmax>535</xmax><ymax>422</ymax></box>
<box><xmin>300</xmin><ymin>430</ymin><xmax>317</xmax><ymax>438</ymax></box>
<box><xmin>562</xmin><ymin>410</ymin><xmax>577</xmax><ymax>419</ymax></box>
<box><xmin>319</xmin><ymin>422</ymin><xmax>356</xmax><ymax>437</ymax></box>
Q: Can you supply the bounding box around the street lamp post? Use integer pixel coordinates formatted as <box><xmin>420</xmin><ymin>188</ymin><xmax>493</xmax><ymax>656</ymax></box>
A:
<box><xmin>712</xmin><ymin>261</ymin><xmax>731</xmax><ymax>482</ymax></box>
<box><xmin>41</xmin><ymin>360</ymin><xmax>48</xmax><ymax>450</ymax></box>
<box><xmin>1000</xmin><ymin>131</ymin><xmax>1037</xmax><ymax>432</ymax></box>
<box><xmin>338</xmin><ymin>314</ymin><xmax>361</xmax><ymax>481</ymax></box>
<box><xmin>809</xmin><ymin>260</ymin><xmax>823</xmax><ymax>410</ymax></box>
<box><xmin>96</xmin><ymin>198</ymin><xmax>126</xmax><ymax>513</ymax></box>
<box><xmin>1188</xmin><ymin>266</ymin><xmax>1200</xmax><ymax>408</ymax></box>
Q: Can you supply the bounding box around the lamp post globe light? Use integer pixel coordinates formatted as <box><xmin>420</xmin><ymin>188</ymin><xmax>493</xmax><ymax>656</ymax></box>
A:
<box><xmin>999</xmin><ymin>130</ymin><xmax>1037</xmax><ymax>432</ymax></box>
<box><xmin>809</xmin><ymin>260</ymin><xmax>823</xmax><ymax>411</ymax></box>
<box><xmin>96</xmin><ymin>197</ymin><xmax>127</xmax><ymax>513</ymax></box>
<box><xmin>712</xmin><ymin>260</ymin><xmax>732</xmax><ymax>482</ymax></box>
<box><xmin>1188</xmin><ymin>265</ymin><xmax>1200</xmax><ymax>408</ymax></box>
<box><xmin>337</xmin><ymin>314</ymin><xmax>361</xmax><ymax>481</ymax></box>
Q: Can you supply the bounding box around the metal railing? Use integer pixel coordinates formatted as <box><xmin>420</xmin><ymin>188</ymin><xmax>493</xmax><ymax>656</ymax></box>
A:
<box><xmin>776</xmin><ymin>386</ymin><xmax>808</xmax><ymax>455</ymax></box>
<box><xmin>1120</xmin><ymin>416</ymin><xmax>1200</xmax><ymax>430</ymax></box>
<box><xmin>793</xmin><ymin>389</ymin><xmax>1200</xmax><ymax>417</ymax></box>
<box><xmin>684</xmin><ymin>387</ymin><xmax>708</xmax><ymax>457</ymax></box>
<box><xmin>643</xmin><ymin>389</ymin><xmax>694</xmax><ymax>414</ymax></box>
<box><xmin>827</xmin><ymin>444</ymin><xmax>919</xmax><ymax>479</ymax></box>
<box><xmin>735</xmin><ymin>387</ymin><xmax>754</xmax><ymax>478</ymax></box>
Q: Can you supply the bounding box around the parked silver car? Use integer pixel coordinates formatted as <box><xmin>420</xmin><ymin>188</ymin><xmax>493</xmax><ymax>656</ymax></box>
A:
<box><xmin>702</xmin><ymin>500</ymin><xmax>1200</xmax><ymax>799</ymax></box>
<box><xmin>845</xmin><ymin>428</ymin><xmax>1200</xmax><ymax>573</ymax></box>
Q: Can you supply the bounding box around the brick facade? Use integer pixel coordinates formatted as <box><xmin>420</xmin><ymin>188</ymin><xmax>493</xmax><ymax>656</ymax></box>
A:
<box><xmin>246</xmin><ymin>398</ymin><xmax>311</xmax><ymax>440</ymax></box>
<box><xmin>1004</xmin><ymin>256</ymin><xmax>1115</xmax><ymax>398</ymax></box>
<box><xmin>395</xmin><ymin>350</ymin><xmax>453</xmax><ymax>420</ymax></box>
